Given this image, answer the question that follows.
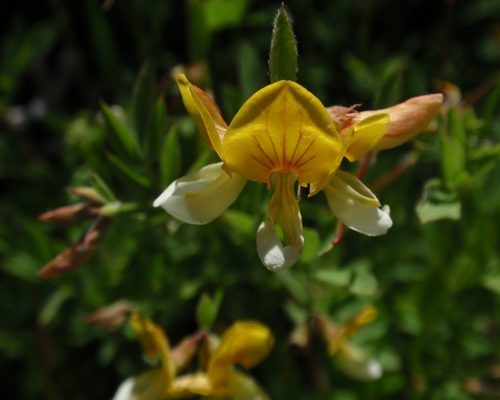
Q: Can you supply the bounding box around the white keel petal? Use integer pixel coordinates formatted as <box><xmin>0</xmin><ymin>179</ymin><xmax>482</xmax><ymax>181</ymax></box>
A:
<box><xmin>256</xmin><ymin>218</ymin><xmax>303</xmax><ymax>272</ymax></box>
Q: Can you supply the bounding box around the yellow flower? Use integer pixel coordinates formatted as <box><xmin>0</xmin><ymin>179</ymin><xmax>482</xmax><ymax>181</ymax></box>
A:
<box><xmin>316</xmin><ymin>305</ymin><xmax>382</xmax><ymax>381</ymax></box>
<box><xmin>154</xmin><ymin>75</ymin><xmax>392</xmax><ymax>270</ymax></box>
<box><xmin>112</xmin><ymin>314</ymin><xmax>274</xmax><ymax>400</ymax></box>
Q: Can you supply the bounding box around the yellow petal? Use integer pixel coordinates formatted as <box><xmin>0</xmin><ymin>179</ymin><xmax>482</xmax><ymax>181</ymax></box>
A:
<box><xmin>223</xmin><ymin>81</ymin><xmax>343</xmax><ymax>190</ymax></box>
<box><xmin>208</xmin><ymin>322</ymin><xmax>274</xmax><ymax>388</ymax></box>
<box><xmin>176</xmin><ymin>74</ymin><xmax>227</xmax><ymax>160</ymax></box>
<box><xmin>343</xmin><ymin>113</ymin><xmax>390</xmax><ymax>162</ymax></box>
<box><xmin>130</xmin><ymin>313</ymin><xmax>176</xmax><ymax>387</ymax></box>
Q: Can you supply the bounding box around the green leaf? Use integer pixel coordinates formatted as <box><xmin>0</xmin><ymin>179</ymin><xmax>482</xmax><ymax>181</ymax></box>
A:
<box><xmin>159</xmin><ymin>125</ymin><xmax>180</xmax><ymax>188</ymax></box>
<box><xmin>90</xmin><ymin>172</ymin><xmax>116</xmax><ymax>203</ymax></box>
<box><xmin>469</xmin><ymin>143</ymin><xmax>500</xmax><ymax>162</ymax></box>
<box><xmin>275</xmin><ymin>269</ymin><xmax>309</xmax><ymax>305</ymax></box>
<box><xmin>479</xmin><ymin>77</ymin><xmax>500</xmax><ymax>137</ymax></box>
<box><xmin>145</xmin><ymin>97</ymin><xmax>167</xmax><ymax>161</ymax></box>
<box><xmin>344</xmin><ymin>55</ymin><xmax>373</xmax><ymax>94</ymax></box>
<box><xmin>438</xmin><ymin>112</ymin><xmax>469</xmax><ymax>188</ymax></box>
<box><xmin>283</xmin><ymin>300</ymin><xmax>308</xmax><ymax>324</ymax></box>
<box><xmin>204</xmin><ymin>0</ymin><xmax>249</xmax><ymax>31</ymax></box>
<box><xmin>372</xmin><ymin>58</ymin><xmax>403</xmax><ymax>108</ymax></box>
<box><xmin>106</xmin><ymin>152</ymin><xmax>151</xmax><ymax>188</ymax></box>
<box><xmin>84</xmin><ymin>0</ymin><xmax>120</xmax><ymax>90</ymax></box>
<box><xmin>131</xmin><ymin>62</ymin><xmax>155</xmax><ymax>142</ymax></box>
<box><xmin>238</xmin><ymin>41</ymin><xmax>267</xmax><ymax>102</ymax></box>
<box><xmin>482</xmin><ymin>270</ymin><xmax>500</xmax><ymax>294</ymax></box>
<box><xmin>314</xmin><ymin>259</ymin><xmax>378</xmax><ymax>296</ymax></box>
<box><xmin>3</xmin><ymin>253</ymin><xmax>40</xmax><ymax>283</ymax></box>
<box><xmin>448</xmin><ymin>107</ymin><xmax>467</xmax><ymax>147</ymax></box>
<box><xmin>349</xmin><ymin>266</ymin><xmax>378</xmax><ymax>296</ymax></box>
<box><xmin>188</xmin><ymin>1</ymin><xmax>210</xmax><ymax>60</ymax></box>
<box><xmin>416</xmin><ymin>178</ymin><xmax>461</xmax><ymax>224</ymax></box>
<box><xmin>39</xmin><ymin>286</ymin><xmax>74</xmax><ymax>325</ymax></box>
<box><xmin>314</xmin><ymin>268</ymin><xmax>353</xmax><ymax>287</ymax></box>
<box><xmin>222</xmin><ymin>210</ymin><xmax>256</xmax><ymax>237</ymax></box>
<box><xmin>469</xmin><ymin>143</ymin><xmax>500</xmax><ymax>182</ymax></box>
<box><xmin>300</xmin><ymin>228</ymin><xmax>320</xmax><ymax>264</ymax></box>
<box><xmin>196</xmin><ymin>290</ymin><xmax>224</xmax><ymax>331</ymax></box>
<box><xmin>101</xmin><ymin>103</ymin><xmax>142</xmax><ymax>161</ymax></box>
<box><xmin>269</xmin><ymin>5</ymin><xmax>298</xmax><ymax>83</ymax></box>
<box><xmin>187</xmin><ymin>149</ymin><xmax>215</xmax><ymax>174</ymax></box>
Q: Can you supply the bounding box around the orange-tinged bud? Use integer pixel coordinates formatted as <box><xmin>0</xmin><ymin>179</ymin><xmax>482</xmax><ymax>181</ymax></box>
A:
<box><xmin>355</xmin><ymin>94</ymin><xmax>443</xmax><ymax>150</ymax></box>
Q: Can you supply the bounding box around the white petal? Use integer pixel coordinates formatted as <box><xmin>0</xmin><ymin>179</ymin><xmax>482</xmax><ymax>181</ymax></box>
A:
<box><xmin>256</xmin><ymin>218</ymin><xmax>303</xmax><ymax>272</ymax></box>
<box><xmin>324</xmin><ymin>171</ymin><xmax>392</xmax><ymax>236</ymax></box>
<box><xmin>153</xmin><ymin>162</ymin><xmax>246</xmax><ymax>225</ymax></box>
<box><xmin>111</xmin><ymin>378</ymin><xmax>135</xmax><ymax>400</ymax></box>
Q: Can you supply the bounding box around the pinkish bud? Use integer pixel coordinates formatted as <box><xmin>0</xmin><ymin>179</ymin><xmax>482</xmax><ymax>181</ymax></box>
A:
<box><xmin>327</xmin><ymin>94</ymin><xmax>443</xmax><ymax>151</ymax></box>
<box><xmin>37</xmin><ymin>203</ymin><xmax>94</xmax><ymax>225</ymax></box>
<box><xmin>170</xmin><ymin>332</ymin><xmax>205</xmax><ymax>369</ymax></box>
<box><xmin>84</xmin><ymin>300</ymin><xmax>134</xmax><ymax>331</ymax></box>
<box><xmin>355</xmin><ymin>94</ymin><xmax>443</xmax><ymax>150</ymax></box>
<box><xmin>38</xmin><ymin>217</ymin><xmax>111</xmax><ymax>278</ymax></box>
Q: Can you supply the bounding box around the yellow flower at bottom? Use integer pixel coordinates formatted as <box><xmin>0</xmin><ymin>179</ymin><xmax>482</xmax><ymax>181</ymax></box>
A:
<box><xmin>112</xmin><ymin>316</ymin><xmax>274</xmax><ymax>400</ymax></box>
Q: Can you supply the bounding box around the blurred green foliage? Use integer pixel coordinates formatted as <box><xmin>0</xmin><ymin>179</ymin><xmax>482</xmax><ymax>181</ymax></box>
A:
<box><xmin>1</xmin><ymin>0</ymin><xmax>500</xmax><ymax>399</ymax></box>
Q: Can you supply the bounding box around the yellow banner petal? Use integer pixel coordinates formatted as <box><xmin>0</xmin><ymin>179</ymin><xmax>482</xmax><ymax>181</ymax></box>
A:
<box><xmin>223</xmin><ymin>81</ymin><xmax>342</xmax><ymax>188</ymax></box>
